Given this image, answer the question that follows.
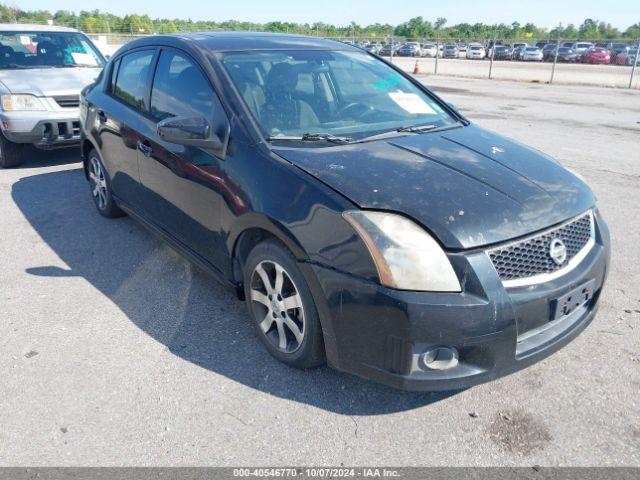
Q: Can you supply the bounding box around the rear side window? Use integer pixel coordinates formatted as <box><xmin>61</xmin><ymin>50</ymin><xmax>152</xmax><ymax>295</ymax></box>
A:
<box><xmin>113</xmin><ymin>50</ymin><xmax>155</xmax><ymax>111</ymax></box>
<box><xmin>150</xmin><ymin>49</ymin><xmax>214</xmax><ymax>121</ymax></box>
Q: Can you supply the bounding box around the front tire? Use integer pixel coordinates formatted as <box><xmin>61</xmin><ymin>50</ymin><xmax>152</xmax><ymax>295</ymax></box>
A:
<box><xmin>87</xmin><ymin>149</ymin><xmax>124</xmax><ymax>218</ymax></box>
<box><xmin>0</xmin><ymin>131</ymin><xmax>25</xmax><ymax>168</ymax></box>
<box><xmin>243</xmin><ymin>240</ymin><xmax>325</xmax><ymax>369</ymax></box>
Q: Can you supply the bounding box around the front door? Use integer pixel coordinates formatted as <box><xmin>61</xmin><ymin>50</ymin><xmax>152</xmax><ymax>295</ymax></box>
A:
<box><xmin>137</xmin><ymin>48</ymin><xmax>230</xmax><ymax>269</ymax></box>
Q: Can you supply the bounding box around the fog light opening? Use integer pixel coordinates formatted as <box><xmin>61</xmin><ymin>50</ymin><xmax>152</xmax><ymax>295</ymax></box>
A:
<box><xmin>421</xmin><ymin>346</ymin><xmax>459</xmax><ymax>371</ymax></box>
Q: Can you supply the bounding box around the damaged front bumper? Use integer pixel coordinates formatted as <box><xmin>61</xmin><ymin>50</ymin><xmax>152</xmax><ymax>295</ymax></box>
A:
<box><xmin>306</xmin><ymin>212</ymin><xmax>610</xmax><ymax>391</ymax></box>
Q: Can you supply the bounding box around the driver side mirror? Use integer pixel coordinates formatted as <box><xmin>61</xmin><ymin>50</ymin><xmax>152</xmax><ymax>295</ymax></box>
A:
<box><xmin>157</xmin><ymin>116</ymin><xmax>223</xmax><ymax>150</ymax></box>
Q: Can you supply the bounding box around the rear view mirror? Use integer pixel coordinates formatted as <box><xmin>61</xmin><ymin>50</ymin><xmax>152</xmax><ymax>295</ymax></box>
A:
<box><xmin>157</xmin><ymin>116</ymin><xmax>222</xmax><ymax>149</ymax></box>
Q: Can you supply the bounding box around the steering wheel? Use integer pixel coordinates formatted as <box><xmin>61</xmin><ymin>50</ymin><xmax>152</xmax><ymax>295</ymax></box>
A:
<box><xmin>338</xmin><ymin>102</ymin><xmax>374</xmax><ymax>119</ymax></box>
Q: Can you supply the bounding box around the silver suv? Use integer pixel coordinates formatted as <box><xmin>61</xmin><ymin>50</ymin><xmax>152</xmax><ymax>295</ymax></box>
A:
<box><xmin>0</xmin><ymin>24</ymin><xmax>105</xmax><ymax>167</ymax></box>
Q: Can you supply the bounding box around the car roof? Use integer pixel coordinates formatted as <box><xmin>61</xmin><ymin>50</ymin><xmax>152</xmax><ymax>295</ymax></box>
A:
<box><xmin>0</xmin><ymin>23</ymin><xmax>79</xmax><ymax>33</ymax></box>
<box><xmin>118</xmin><ymin>32</ymin><xmax>359</xmax><ymax>54</ymax></box>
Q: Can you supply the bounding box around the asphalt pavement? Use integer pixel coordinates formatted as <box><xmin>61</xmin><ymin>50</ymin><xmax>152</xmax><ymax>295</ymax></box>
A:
<box><xmin>0</xmin><ymin>76</ymin><xmax>638</xmax><ymax>466</ymax></box>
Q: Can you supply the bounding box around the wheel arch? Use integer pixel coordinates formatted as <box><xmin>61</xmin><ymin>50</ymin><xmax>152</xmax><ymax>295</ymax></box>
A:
<box><xmin>228</xmin><ymin>214</ymin><xmax>341</xmax><ymax>368</ymax></box>
<box><xmin>228</xmin><ymin>213</ymin><xmax>310</xmax><ymax>294</ymax></box>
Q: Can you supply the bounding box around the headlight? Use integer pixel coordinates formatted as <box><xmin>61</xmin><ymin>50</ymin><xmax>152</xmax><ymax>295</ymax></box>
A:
<box><xmin>343</xmin><ymin>211</ymin><xmax>461</xmax><ymax>292</ymax></box>
<box><xmin>1</xmin><ymin>94</ymin><xmax>47</xmax><ymax>111</ymax></box>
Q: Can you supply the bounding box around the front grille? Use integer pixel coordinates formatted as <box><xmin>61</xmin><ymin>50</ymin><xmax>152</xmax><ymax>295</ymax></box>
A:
<box><xmin>488</xmin><ymin>211</ymin><xmax>594</xmax><ymax>283</ymax></box>
<box><xmin>53</xmin><ymin>95</ymin><xmax>80</xmax><ymax>108</ymax></box>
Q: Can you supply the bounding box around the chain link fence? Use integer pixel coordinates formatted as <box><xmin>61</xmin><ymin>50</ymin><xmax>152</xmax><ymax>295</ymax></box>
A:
<box><xmin>1</xmin><ymin>19</ymin><xmax>638</xmax><ymax>89</ymax></box>
<box><xmin>328</xmin><ymin>35</ymin><xmax>640</xmax><ymax>89</ymax></box>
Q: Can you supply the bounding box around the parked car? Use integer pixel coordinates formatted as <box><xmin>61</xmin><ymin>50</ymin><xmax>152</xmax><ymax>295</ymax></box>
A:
<box><xmin>442</xmin><ymin>44</ymin><xmax>459</xmax><ymax>58</ymax></box>
<box><xmin>511</xmin><ymin>45</ymin><xmax>527</xmax><ymax>61</ymax></box>
<box><xmin>522</xmin><ymin>46</ymin><xmax>543</xmax><ymax>62</ymax></box>
<box><xmin>552</xmin><ymin>47</ymin><xmax>581</xmax><ymax>63</ymax></box>
<box><xmin>457</xmin><ymin>44</ymin><xmax>468</xmax><ymax>58</ymax></box>
<box><xmin>512</xmin><ymin>42</ymin><xmax>528</xmax><ymax>52</ymax></box>
<box><xmin>605</xmin><ymin>42</ymin><xmax>630</xmax><ymax>63</ymax></box>
<box><xmin>580</xmin><ymin>47</ymin><xmax>611</xmax><ymax>64</ymax></box>
<box><xmin>466</xmin><ymin>44</ymin><xmax>486</xmax><ymax>59</ymax></box>
<box><xmin>378</xmin><ymin>43</ymin><xmax>397</xmax><ymax>56</ymax></box>
<box><xmin>421</xmin><ymin>43</ymin><xmax>437</xmax><ymax>57</ymax></box>
<box><xmin>365</xmin><ymin>43</ymin><xmax>382</xmax><ymax>54</ymax></box>
<box><xmin>0</xmin><ymin>24</ymin><xmax>106</xmax><ymax>167</ymax></box>
<box><xmin>615</xmin><ymin>48</ymin><xmax>640</xmax><ymax>66</ymax></box>
<box><xmin>80</xmin><ymin>32</ymin><xmax>610</xmax><ymax>391</ymax></box>
<box><xmin>397</xmin><ymin>42</ymin><xmax>422</xmax><ymax>57</ymax></box>
<box><xmin>492</xmin><ymin>45</ymin><xmax>513</xmax><ymax>60</ymax></box>
<box><xmin>542</xmin><ymin>43</ymin><xmax>559</xmax><ymax>60</ymax></box>
<box><xmin>570</xmin><ymin>42</ymin><xmax>593</xmax><ymax>55</ymax></box>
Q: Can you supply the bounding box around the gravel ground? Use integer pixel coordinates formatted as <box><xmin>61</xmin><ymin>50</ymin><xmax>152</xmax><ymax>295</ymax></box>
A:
<box><xmin>390</xmin><ymin>56</ymin><xmax>640</xmax><ymax>89</ymax></box>
<box><xmin>0</xmin><ymin>76</ymin><xmax>639</xmax><ymax>466</ymax></box>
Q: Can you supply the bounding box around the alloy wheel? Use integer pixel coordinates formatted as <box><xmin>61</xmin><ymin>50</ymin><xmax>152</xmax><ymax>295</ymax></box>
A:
<box><xmin>89</xmin><ymin>156</ymin><xmax>108</xmax><ymax>210</ymax></box>
<box><xmin>249</xmin><ymin>260</ymin><xmax>305</xmax><ymax>353</ymax></box>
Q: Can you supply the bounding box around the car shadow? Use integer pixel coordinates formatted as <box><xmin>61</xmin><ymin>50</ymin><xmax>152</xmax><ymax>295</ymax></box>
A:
<box><xmin>16</xmin><ymin>145</ymin><xmax>81</xmax><ymax>169</ymax></box>
<box><xmin>11</xmin><ymin>167</ymin><xmax>461</xmax><ymax>415</ymax></box>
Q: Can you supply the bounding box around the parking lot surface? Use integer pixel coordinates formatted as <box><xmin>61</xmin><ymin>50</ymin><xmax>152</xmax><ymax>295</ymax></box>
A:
<box><xmin>1</xmin><ymin>76</ymin><xmax>639</xmax><ymax>466</ymax></box>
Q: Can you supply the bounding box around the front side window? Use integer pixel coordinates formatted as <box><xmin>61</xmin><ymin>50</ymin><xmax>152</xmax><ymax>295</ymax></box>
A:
<box><xmin>150</xmin><ymin>50</ymin><xmax>214</xmax><ymax>121</ymax></box>
<box><xmin>0</xmin><ymin>31</ymin><xmax>105</xmax><ymax>69</ymax></box>
<box><xmin>113</xmin><ymin>50</ymin><xmax>155</xmax><ymax>111</ymax></box>
<box><xmin>221</xmin><ymin>50</ymin><xmax>457</xmax><ymax>141</ymax></box>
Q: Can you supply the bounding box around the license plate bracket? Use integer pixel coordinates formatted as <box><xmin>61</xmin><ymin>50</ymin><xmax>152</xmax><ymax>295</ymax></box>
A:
<box><xmin>552</xmin><ymin>279</ymin><xmax>596</xmax><ymax>321</ymax></box>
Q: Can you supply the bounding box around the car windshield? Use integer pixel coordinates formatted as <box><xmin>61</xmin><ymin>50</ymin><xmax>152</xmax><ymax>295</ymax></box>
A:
<box><xmin>559</xmin><ymin>48</ymin><xmax>572</xmax><ymax>53</ymax></box>
<box><xmin>0</xmin><ymin>31</ymin><xmax>104</xmax><ymax>69</ymax></box>
<box><xmin>526</xmin><ymin>48</ymin><xmax>538</xmax><ymax>52</ymax></box>
<box><xmin>221</xmin><ymin>50</ymin><xmax>458</xmax><ymax>142</ymax></box>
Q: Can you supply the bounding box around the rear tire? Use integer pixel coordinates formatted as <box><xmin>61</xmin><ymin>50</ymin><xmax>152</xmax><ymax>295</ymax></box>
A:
<box><xmin>87</xmin><ymin>149</ymin><xmax>124</xmax><ymax>218</ymax></box>
<box><xmin>0</xmin><ymin>131</ymin><xmax>25</xmax><ymax>168</ymax></box>
<box><xmin>243</xmin><ymin>239</ymin><xmax>325</xmax><ymax>369</ymax></box>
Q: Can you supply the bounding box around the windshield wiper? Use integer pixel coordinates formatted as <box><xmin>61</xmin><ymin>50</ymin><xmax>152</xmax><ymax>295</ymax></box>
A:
<box><xmin>267</xmin><ymin>133</ymin><xmax>352</xmax><ymax>144</ymax></box>
<box><xmin>396</xmin><ymin>124</ymin><xmax>437</xmax><ymax>133</ymax></box>
<box><xmin>353</xmin><ymin>122</ymin><xmax>463</xmax><ymax>144</ymax></box>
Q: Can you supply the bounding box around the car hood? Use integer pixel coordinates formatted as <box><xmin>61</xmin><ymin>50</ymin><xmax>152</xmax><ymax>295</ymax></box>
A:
<box><xmin>274</xmin><ymin>125</ymin><xmax>595</xmax><ymax>250</ymax></box>
<box><xmin>0</xmin><ymin>67</ymin><xmax>101</xmax><ymax>97</ymax></box>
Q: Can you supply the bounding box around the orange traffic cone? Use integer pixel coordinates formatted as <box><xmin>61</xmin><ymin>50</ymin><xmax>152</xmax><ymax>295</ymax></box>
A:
<box><xmin>413</xmin><ymin>59</ymin><xmax>420</xmax><ymax>74</ymax></box>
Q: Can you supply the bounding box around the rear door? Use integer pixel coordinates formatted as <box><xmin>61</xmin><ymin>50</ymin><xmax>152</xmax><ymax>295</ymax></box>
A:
<box><xmin>136</xmin><ymin>47</ymin><xmax>230</xmax><ymax>268</ymax></box>
<box><xmin>98</xmin><ymin>48</ymin><xmax>157</xmax><ymax>207</ymax></box>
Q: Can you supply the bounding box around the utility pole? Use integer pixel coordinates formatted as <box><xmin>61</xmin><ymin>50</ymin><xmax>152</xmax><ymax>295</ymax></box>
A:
<box><xmin>434</xmin><ymin>36</ymin><xmax>440</xmax><ymax>74</ymax></box>
<box><xmin>550</xmin><ymin>23</ymin><xmax>562</xmax><ymax>84</ymax></box>
<box><xmin>488</xmin><ymin>32</ymin><xmax>496</xmax><ymax>79</ymax></box>
<box><xmin>630</xmin><ymin>39</ymin><xmax>639</xmax><ymax>89</ymax></box>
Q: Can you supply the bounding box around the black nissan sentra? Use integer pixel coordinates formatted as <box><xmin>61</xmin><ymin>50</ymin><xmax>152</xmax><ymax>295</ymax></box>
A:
<box><xmin>79</xmin><ymin>33</ymin><xmax>610</xmax><ymax>391</ymax></box>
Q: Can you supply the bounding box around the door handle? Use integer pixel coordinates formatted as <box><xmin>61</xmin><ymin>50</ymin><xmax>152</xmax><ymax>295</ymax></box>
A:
<box><xmin>137</xmin><ymin>139</ymin><xmax>153</xmax><ymax>157</ymax></box>
<box><xmin>97</xmin><ymin>110</ymin><xmax>107</xmax><ymax>123</ymax></box>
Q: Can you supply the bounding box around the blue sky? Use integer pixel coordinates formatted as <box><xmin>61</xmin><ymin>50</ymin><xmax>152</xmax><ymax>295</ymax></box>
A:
<box><xmin>21</xmin><ymin>0</ymin><xmax>639</xmax><ymax>29</ymax></box>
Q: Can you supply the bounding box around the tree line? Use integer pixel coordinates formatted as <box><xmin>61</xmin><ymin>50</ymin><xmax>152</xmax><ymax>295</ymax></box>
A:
<box><xmin>0</xmin><ymin>5</ymin><xmax>638</xmax><ymax>40</ymax></box>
